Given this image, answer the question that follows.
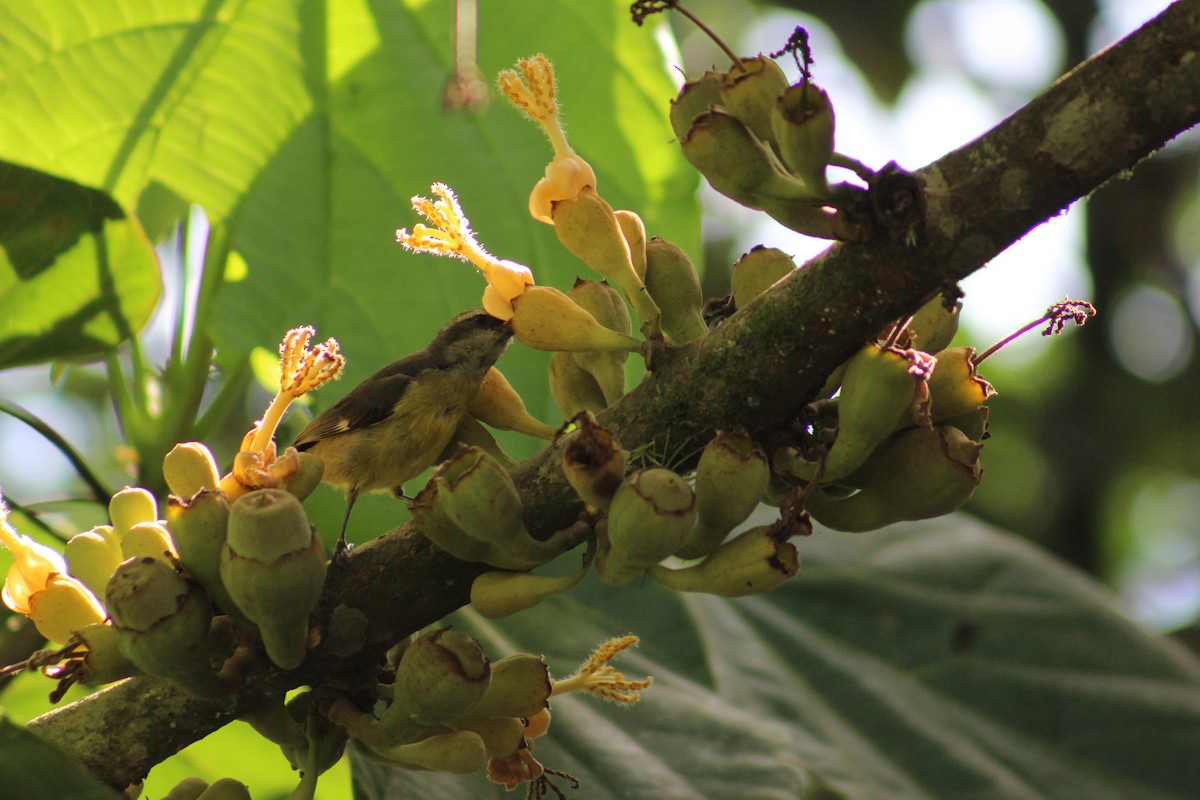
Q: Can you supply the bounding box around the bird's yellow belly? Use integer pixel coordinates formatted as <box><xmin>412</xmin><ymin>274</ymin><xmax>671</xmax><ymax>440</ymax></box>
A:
<box><xmin>315</xmin><ymin>376</ymin><xmax>474</xmax><ymax>496</ymax></box>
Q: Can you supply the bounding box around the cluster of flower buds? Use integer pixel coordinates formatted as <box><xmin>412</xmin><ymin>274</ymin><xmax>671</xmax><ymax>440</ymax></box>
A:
<box><xmin>328</xmin><ymin>628</ymin><xmax>647</xmax><ymax>795</ymax></box>
<box><xmin>666</xmin><ymin>25</ymin><xmax>869</xmax><ymax>240</ymax></box>
<box><xmin>0</xmin><ymin>327</ymin><xmax>350</xmax><ymax>700</ymax></box>
<box><xmin>410</xmin><ymin>445</ymin><xmax>576</xmax><ymax>572</ymax></box>
<box><xmin>770</xmin><ymin>296</ymin><xmax>1095</xmax><ymax>532</ymax></box>
<box><xmin>546</xmin><ymin>413</ymin><xmax>801</xmax><ymax>598</ymax></box>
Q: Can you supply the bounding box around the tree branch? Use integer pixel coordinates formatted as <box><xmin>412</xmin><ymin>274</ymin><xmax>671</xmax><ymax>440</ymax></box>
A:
<box><xmin>28</xmin><ymin>0</ymin><xmax>1200</xmax><ymax>788</ymax></box>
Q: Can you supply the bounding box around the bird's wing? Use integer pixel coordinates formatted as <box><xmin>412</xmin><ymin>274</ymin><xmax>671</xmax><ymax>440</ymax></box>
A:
<box><xmin>294</xmin><ymin>371</ymin><xmax>414</xmax><ymax>450</ymax></box>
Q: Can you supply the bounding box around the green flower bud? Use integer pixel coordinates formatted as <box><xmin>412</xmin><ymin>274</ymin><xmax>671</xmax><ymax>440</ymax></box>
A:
<box><xmin>364</xmin><ymin>730</ymin><xmax>487</xmax><ymax>774</ymax></box>
<box><xmin>649</xmin><ymin>525</ymin><xmax>800</xmax><ymax>596</ymax></box>
<box><xmin>599</xmin><ymin>468</ymin><xmax>696</xmax><ymax>585</ymax></box>
<box><xmin>470</xmin><ymin>653</ymin><xmax>552</xmax><ymax>719</ymax></box>
<box><xmin>770</xmin><ymin>81</ymin><xmax>835</xmax><ymax>195</ymax></box>
<box><xmin>74</xmin><ymin>621</ymin><xmax>140</xmax><ymax>685</ymax></box>
<box><xmin>806</xmin><ymin>425</ymin><xmax>982</xmax><ymax>532</ymax></box>
<box><xmin>943</xmin><ymin>406</ymin><xmax>990</xmax><ymax>443</ymax></box>
<box><xmin>163</xmin><ymin>442</ymin><xmax>222</xmax><ymax>499</ymax></box>
<box><xmin>410</xmin><ymin>481</ymin><xmax>501</xmax><ymax>565</ymax></box>
<box><xmin>167</xmin><ymin>491</ymin><xmax>250</xmax><ymax>625</ymax></box>
<box><xmin>447</xmin><ymin>713</ymin><xmax>525</xmax><ymax>759</ymax></box>
<box><xmin>791</xmin><ymin>343</ymin><xmax>931</xmax><ymax>483</ymax></box>
<box><xmin>549</xmin><ymin>350</ymin><xmax>608</xmax><ymax>417</ymax></box>
<box><xmin>433</xmin><ymin>447</ymin><xmax>524</xmax><ymax>539</ymax></box>
<box><xmin>927</xmin><ymin>347</ymin><xmax>996</xmax><ymax>422</ymax></box>
<box><xmin>720</xmin><ymin>55</ymin><xmax>789</xmax><ymax>147</ymax></box>
<box><xmin>122</xmin><ymin>521</ymin><xmax>178</xmax><ymax>564</ymax></box>
<box><xmin>510</xmin><ymin>285</ymin><xmax>641</xmax><ymax>353</ymax></box>
<box><xmin>220</xmin><ymin>489</ymin><xmax>326</xmax><ymax>669</ymax></box>
<box><xmin>282</xmin><ymin>451</ymin><xmax>325</xmax><ymax>502</ymax></box>
<box><xmin>567</xmin><ymin>279</ymin><xmax>632</xmax><ymax>406</ymax></box>
<box><xmin>676</xmin><ymin>431</ymin><xmax>770</xmax><ymax>559</ymax></box>
<box><xmin>903</xmin><ymin>295</ymin><xmax>962</xmax><ymax>354</ymax></box>
<box><xmin>644</xmin><ymin>238</ymin><xmax>708</xmax><ymax>344</ymax></box>
<box><xmin>679</xmin><ymin>108</ymin><xmax>817</xmax><ymax>210</ymax></box>
<box><xmin>731</xmin><ymin>246</ymin><xmax>794</xmax><ymax>309</ymax></box>
<box><xmin>106</xmin><ymin>557</ymin><xmax>220</xmax><ymax>693</ymax></box>
<box><xmin>109</xmin><ymin>486</ymin><xmax>157</xmax><ymax>536</ymax></box>
<box><xmin>470</xmin><ymin>563</ymin><xmax>587</xmax><ymax>619</ymax></box>
<box><xmin>614</xmin><ymin>209</ymin><xmax>648</xmax><ymax>282</ymax></box>
<box><xmin>432</xmin><ymin>447</ymin><xmax>559</xmax><ymax>571</ymax></box>
<box><xmin>669</xmin><ymin>69</ymin><xmax>723</xmax><ymax>140</ymax></box>
<box><xmin>550</xmin><ymin>187</ymin><xmax>660</xmax><ymax>337</ymax></box>
<box><xmin>65</xmin><ymin>525</ymin><xmax>123</xmax><ymax>598</ymax></box>
<box><xmin>385</xmin><ymin>629</ymin><xmax>491</xmax><ymax>730</ymax></box>
<box><xmin>560</xmin><ymin>412</ymin><xmax>625</xmax><ymax>512</ymax></box>
<box><xmin>470</xmin><ymin>367</ymin><xmax>556</xmax><ymax>440</ymax></box>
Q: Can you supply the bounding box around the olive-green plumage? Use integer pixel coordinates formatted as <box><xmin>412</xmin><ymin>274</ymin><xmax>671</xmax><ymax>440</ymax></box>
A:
<box><xmin>294</xmin><ymin>309</ymin><xmax>512</xmax><ymax>548</ymax></box>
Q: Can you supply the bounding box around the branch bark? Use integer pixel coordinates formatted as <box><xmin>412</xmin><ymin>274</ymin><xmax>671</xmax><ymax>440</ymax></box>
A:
<box><xmin>28</xmin><ymin>0</ymin><xmax>1200</xmax><ymax>789</ymax></box>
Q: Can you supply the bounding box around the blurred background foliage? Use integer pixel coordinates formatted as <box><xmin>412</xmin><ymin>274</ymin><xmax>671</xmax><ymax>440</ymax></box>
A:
<box><xmin>1</xmin><ymin>0</ymin><xmax>1198</xmax><ymax>794</ymax></box>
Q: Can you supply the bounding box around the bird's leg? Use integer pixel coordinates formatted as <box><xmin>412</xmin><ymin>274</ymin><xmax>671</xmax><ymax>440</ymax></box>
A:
<box><xmin>334</xmin><ymin>488</ymin><xmax>359</xmax><ymax>561</ymax></box>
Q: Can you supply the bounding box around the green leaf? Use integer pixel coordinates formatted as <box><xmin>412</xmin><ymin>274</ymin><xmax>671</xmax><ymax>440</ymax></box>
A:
<box><xmin>0</xmin><ymin>160</ymin><xmax>161</xmax><ymax>369</ymax></box>
<box><xmin>352</xmin><ymin>516</ymin><xmax>1200</xmax><ymax>799</ymax></box>
<box><xmin>0</xmin><ymin>713</ymin><xmax>121</xmax><ymax>800</ymax></box>
<box><xmin>0</xmin><ymin>0</ymin><xmax>698</xmax><ymax>369</ymax></box>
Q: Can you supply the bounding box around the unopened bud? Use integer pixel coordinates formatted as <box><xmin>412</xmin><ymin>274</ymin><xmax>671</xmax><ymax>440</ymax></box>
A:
<box><xmin>644</xmin><ymin>238</ymin><xmax>708</xmax><ymax>344</ymax></box>
<box><xmin>599</xmin><ymin>468</ymin><xmax>696</xmax><ymax>585</ymax></box>
<box><xmin>720</xmin><ymin>55</ymin><xmax>789</xmax><ymax>147</ymax></box>
<box><xmin>731</xmin><ymin>246</ymin><xmax>793</xmax><ymax>309</ymax></box>
<box><xmin>109</xmin><ymin>486</ymin><xmax>157</xmax><ymax>536</ymax></box>
<box><xmin>122</xmin><ymin>521</ymin><xmax>178</xmax><ymax>564</ymax></box>
<box><xmin>549</xmin><ymin>350</ymin><xmax>608</xmax><ymax>417</ymax></box>
<box><xmin>65</xmin><ymin>525</ymin><xmax>123</xmax><ymax>598</ymax></box>
<box><xmin>106</xmin><ymin>557</ymin><xmax>219</xmax><ymax>692</ymax></box>
<box><xmin>163</xmin><ymin>442</ymin><xmax>221</xmax><ymax>499</ymax></box>
<box><xmin>650</xmin><ymin>525</ymin><xmax>799</xmax><ymax>596</ymax></box>
<box><xmin>567</xmin><ymin>279</ymin><xmax>632</xmax><ymax>405</ymax></box>
<box><xmin>676</xmin><ymin>431</ymin><xmax>769</xmax><ymax>559</ymax></box>
<box><xmin>471</xmin><ymin>367</ymin><xmax>556</xmax><ymax>440</ymax></box>
<box><xmin>220</xmin><ymin>489</ymin><xmax>325</xmax><ymax>669</ymax></box>
<box><xmin>669</xmin><ymin>69</ymin><xmax>723</xmax><ymax>140</ymax></box>
<box><xmin>510</xmin><ymin>285</ymin><xmax>641</xmax><ymax>353</ymax></box>
<box><xmin>771</xmin><ymin>82</ymin><xmax>835</xmax><ymax>194</ymax></box>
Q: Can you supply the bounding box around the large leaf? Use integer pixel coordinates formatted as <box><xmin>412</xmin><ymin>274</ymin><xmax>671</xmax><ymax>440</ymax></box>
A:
<box><xmin>0</xmin><ymin>160</ymin><xmax>160</xmax><ymax>368</ymax></box>
<box><xmin>0</xmin><ymin>0</ymin><xmax>699</xmax><ymax>372</ymax></box>
<box><xmin>353</xmin><ymin>516</ymin><xmax>1200</xmax><ymax>799</ymax></box>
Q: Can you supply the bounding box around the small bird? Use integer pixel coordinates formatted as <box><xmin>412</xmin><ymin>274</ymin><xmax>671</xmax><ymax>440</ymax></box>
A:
<box><xmin>294</xmin><ymin>309</ymin><xmax>513</xmax><ymax>550</ymax></box>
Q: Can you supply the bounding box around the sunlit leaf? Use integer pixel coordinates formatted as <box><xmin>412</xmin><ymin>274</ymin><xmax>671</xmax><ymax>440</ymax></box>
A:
<box><xmin>0</xmin><ymin>161</ymin><xmax>160</xmax><ymax>369</ymax></box>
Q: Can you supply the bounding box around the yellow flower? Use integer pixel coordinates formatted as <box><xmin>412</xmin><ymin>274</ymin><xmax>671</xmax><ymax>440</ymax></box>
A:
<box><xmin>2</xmin><ymin>499</ymin><xmax>106</xmax><ymax>643</ymax></box>
<box><xmin>221</xmin><ymin>327</ymin><xmax>344</xmax><ymax>500</ymax></box>
<box><xmin>2</xmin><ymin>503</ymin><xmax>66</xmax><ymax>616</ymax></box>
<box><xmin>397</xmin><ymin>183</ymin><xmax>535</xmax><ymax>320</ymax></box>
<box><xmin>550</xmin><ymin>635</ymin><xmax>652</xmax><ymax>704</ymax></box>
<box><xmin>498</xmin><ymin>55</ymin><xmax>597</xmax><ymax>225</ymax></box>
